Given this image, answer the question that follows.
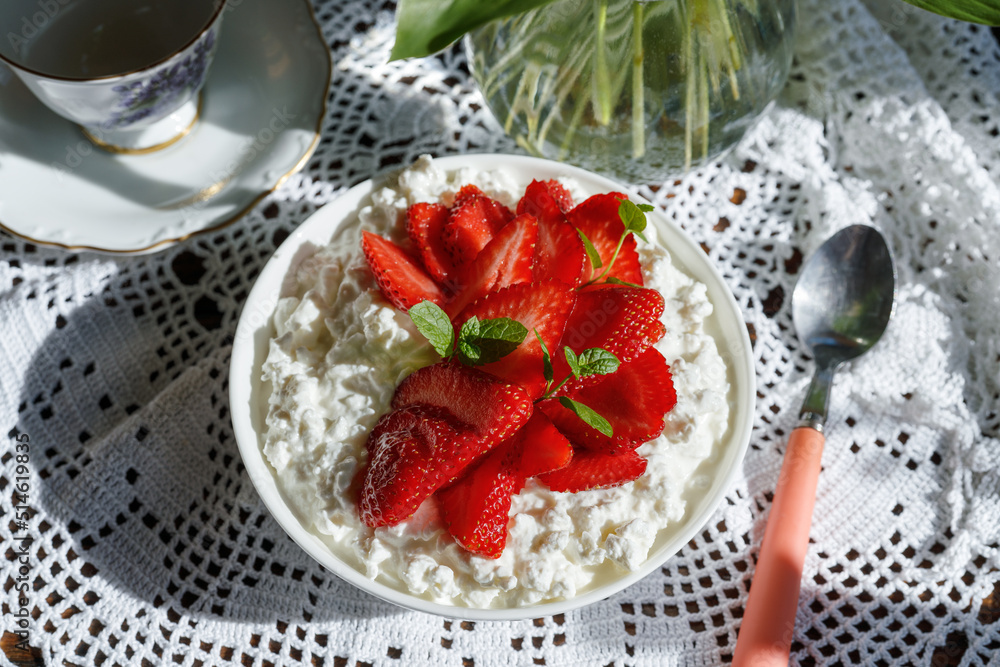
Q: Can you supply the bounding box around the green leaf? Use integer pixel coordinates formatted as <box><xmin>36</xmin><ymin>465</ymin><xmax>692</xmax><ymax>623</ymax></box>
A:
<box><xmin>457</xmin><ymin>316</ymin><xmax>528</xmax><ymax>366</ymax></box>
<box><xmin>558</xmin><ymin>397</ymin><xmax>613</xmax><ymax>437</ymax></box>
<box><xmin>606</xmin><ymin>276</ymin><xmax>644</xmax><ymax>289</ymax></box>
<box><xmin>409</xmin><ymin>300</ymin><xmax>455</xmax><ymax>357</ymax></box>
<box><xmin>458</xmin><ymin>338</ymin><xmax>482</xmax><ymax>364</ymax></box>
<box><xmin>618</xmin><ymin>199</ymin><xmax>651</xmax><ymax>243</ymax></box>
<box><xmin>534</xmin><ymin>329</ymin><xmax>554</xmax><ymax>384</ymax></box>
<box><xmin>459</xmin><ymin>315</ymin><xmax>481</xmax><ymax>340</ymax></box>
<box><xmin>457</xmin><ymin>316</ymin><xmax>482</xmax><ymax>364</ymax></box>
<box><xmin>391</xmin><ymin>0</ymin><xmax>562</xmax><ymax>60</ymax></box>
<box><xmin>576</xmin><ymin>348</ymin><xmax>620</xmax><ymax>377</ymax></box>
<box><xmin>474</xmin><ymin>318</ymin><xmax>529</xmax><ymax>364</ymax></box>
<box><xmin>564</xmin><ymin>347</ymin><xmax>581</xmax><ymax>379</ymax></box>
<box><xmin>901</xmin><ymin>0</ymin><xmax>1000</xmax><ymax>24</ymax></box>
<box><xmin>576</xmin><ymin>229</ymin><xmax>603</xmax><ymax>270</ymax></box>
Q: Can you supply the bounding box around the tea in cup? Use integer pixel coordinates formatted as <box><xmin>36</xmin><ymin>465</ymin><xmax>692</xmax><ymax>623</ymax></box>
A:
<box><xmin>0</xmin><ymin>0</ymin><xmax>226</xmax><ymax>153</ymax></box>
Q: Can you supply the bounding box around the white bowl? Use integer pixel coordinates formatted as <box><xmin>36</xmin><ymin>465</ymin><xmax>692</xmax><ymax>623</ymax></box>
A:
<box><xmin>229</xmin><ymin>154</ymin><xmax>756</xmax><ymax>620</ymax></box>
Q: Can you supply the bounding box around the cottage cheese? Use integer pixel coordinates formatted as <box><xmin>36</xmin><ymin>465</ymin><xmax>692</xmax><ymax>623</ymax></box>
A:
<box><xmin>262</xmin><ymin>156</ymin><xmax>732</xmax><ymax>608</ymax></box>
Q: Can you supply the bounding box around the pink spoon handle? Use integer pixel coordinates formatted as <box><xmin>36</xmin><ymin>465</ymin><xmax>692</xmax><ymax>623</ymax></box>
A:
<box><xmin>732</xmin><ymin>426</ymin><xmax>826</xmax><ymax>667</ymax></box>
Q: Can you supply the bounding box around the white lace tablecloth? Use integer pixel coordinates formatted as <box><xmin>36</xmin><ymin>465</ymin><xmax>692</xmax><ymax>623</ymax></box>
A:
<box><xmin>2</xmin><ymin>0</ymin><xmax>999</xmax><ymax>665</ymax></box>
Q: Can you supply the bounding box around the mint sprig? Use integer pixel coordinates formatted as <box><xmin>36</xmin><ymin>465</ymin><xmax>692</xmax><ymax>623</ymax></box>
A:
<box><xmin>581</xmin><ymin>199</ymin><xmax>654</xmax><ymax>286</ymax></box>
<box><xmin>409</xmin><ymin>301</ymin><xmax>528</xmax><ymax>367</ymax></box>
<box><xmin>535</xmin><ymin>328</ymin><xmax>620</xmax><ymax>436</ymax></box>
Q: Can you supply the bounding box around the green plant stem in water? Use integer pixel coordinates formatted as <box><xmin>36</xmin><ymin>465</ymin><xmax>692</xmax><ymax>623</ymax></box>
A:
<box><xmin>631</xmin><ymin>2</ymin><xmax>644</xmax><ymax>158</ymax></box>
<box><xmin>593</xmin><ymin>0</ymin><xmax>613</xmax><ymax>126</ymax></box>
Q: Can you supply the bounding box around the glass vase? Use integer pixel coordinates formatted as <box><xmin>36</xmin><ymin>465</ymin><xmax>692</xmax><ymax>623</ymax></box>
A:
<box><xmin>465</xmin><ymin>0</ymin><xmax>796</xmax><ymax>183</ymax></box>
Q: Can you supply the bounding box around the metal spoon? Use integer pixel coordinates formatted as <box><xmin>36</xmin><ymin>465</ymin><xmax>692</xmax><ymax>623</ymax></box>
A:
<box><xmin>732</xmin><ymin>225</ymin><xmax>895</xmax><ymax>666</ymax></box>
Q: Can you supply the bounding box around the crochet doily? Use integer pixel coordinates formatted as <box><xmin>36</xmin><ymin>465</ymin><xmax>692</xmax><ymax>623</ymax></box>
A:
<box><xmin>2</xmin><ymin>0</ymin><xmax>998</xmax><ymax>665</ymax></box>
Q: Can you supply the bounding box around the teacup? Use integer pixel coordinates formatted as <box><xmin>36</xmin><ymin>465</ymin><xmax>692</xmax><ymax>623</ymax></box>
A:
<box><xmin>0</xmin><ymin>0</ymin><xmax>226</xmax><ymax>153</ymax></box>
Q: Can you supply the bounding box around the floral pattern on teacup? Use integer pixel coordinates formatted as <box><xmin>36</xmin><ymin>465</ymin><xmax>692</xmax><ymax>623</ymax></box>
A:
<box><xmin>106</xmin><ymin>28</ymin><xmax>217</xmax><ymax>129</ymax></box>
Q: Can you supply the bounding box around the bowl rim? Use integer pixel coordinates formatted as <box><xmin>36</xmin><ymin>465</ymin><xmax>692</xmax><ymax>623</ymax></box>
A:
<box><xmin>229</xmin><ymin>153</ymin><xmax>756</xmax><ymax>621</ymax></box>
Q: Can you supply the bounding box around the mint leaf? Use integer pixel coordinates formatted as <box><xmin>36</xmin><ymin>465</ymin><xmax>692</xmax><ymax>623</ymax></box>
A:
<box><xmin>459</xmin><ymin>315</ymin><xmax>481</xmax><ymax>340</ymax></box>
<box><xmin>564</xmin><ymin>347</ymin><xmax>581</xmax><ymax>379</ymax></box>
<box><xmin>459</xmin><ymin>338</ymin><xmax>482</xmax><ymax>364</ymax></box>
<box><xmin>606</xmin><ymin>276</ymin><xmax>644</xmax><ymax>289</ymax></box>
<box><xmin>457</xmin><ymin>316</ymin><xmax>482</xmax><ymax>365</ymax></box>
<box><xmin>576</xmin><ymin>229</ymin><xmax>603</xmax><ymax>270</ymax></box>
<box><xmin>618</xmin><ymin>199</ymin><xmax>651</xmax><ymax>243</ymax></box>
<box><xmin>534</xmin><ymin>329</ymin><xmax>554</xmax><ymax>384</ymax></box>
<box><xmin>457</xmin><ymin>316</ymin><xmax>527</xmax><ymax>366</ymax></box>
<box><xmin>577</xmin><ymin>348</ymin><xmax>620</xmax><ymax>377</ymax></box>
<box><xmin>558</xmin><ymin>396</ymin><xmax>613</xmax><ymax>437</ymax></box>
<box><xmin>409</xmin><ymin>300</ymin><xmax>454</xmax><ymax>358</ymax></box>
<box><xmin>473</xmin><ymin>318</ymin><xmax>528</xmax><ymax>364</ymax></box>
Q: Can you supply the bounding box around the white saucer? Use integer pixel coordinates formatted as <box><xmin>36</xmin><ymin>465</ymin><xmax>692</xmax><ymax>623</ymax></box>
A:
<box><xmin>0</xmin><ymin>0</ymin><xmax>330</xmax><ymax>254</ymax></box>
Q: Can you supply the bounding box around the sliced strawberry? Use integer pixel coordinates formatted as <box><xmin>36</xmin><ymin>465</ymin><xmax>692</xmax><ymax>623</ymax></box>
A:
<box><xmin>437</xmin><ymin>436</ymin><xmax>522</xmax><ymax>559</ymax></box>
<box><xmin>442</xmin><ymin>194</ymin><xmax>514</xmax><ymax>268</ymax></box>
<box><xmin>406</xmin><ymin>202</ymin><xmax>455</xmax><ymax>287</ymax></box>
<box><xmin>515</xmin><ymin>411</ymin><xmax>573</xmax><ymax>477</ymax></box>
<box><xmin>539</xmin><ymin>347</ymin><xmax>676</xmax><ymax>454</ymax></box>
<box><xmin>361</xmin><ymin>231</ymin><xmax>447</xmax><ymax>311</ymax></box>
<box><xmin>437</xmin><ymin>411</ymin><xmax>571</xmax><ymax>558</ymax></box>
<box><xmin>554</xmin><ymin>284</ymin><xmax>666</xmax><ymax>388</ymax></box>
<box><xmin>357</xmin><ymin>404</ymin><xmax>490</xmax><ymax>527</ymax></box>
<box><xmin>537</xmin><ymin>447</ymin><xmax>647</xmax><ymax>493</ymax></box>
<box><xmin>453</xmin><ymin>280</ymin><xmax>576</xmax><ymax>398</ymax></box>
<box><xmin>392</xmin><ymin>362</ymin><xmax>533</xmax><ymax>446</ymax></box>
<box><xmin>567</xmin><ymin>192</ymin><xmax>644</xmax><ymax>286</ymax></box>
<box><xmin>453</xmin><ymin>184</ymin><xmax>485</xmax><ymax>207</ymax></box>
<box><xmin>446</xmin><ymin>213</ymin><xmax>537</xmax><ymax>317</ymax></box>
<box><xmin>543</xmin><ymin>180</ymin><xmax>575</xmax><ymax>213</ymax></box>
<box><xmin>517</xmin><ymin>180</ymin><xmax>587</xmax><ymax>286</ymax></box>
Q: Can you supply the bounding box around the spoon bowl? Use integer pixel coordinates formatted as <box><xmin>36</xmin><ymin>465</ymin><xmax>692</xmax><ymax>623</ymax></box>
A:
<box><xmin>733</xmin><ymin>225</ymin><xmax>895</xmax><ymax>666</ymax></box>
<box><xmin>793</xmin><ymin>225</ymin><xmax>896</xmax><ymax>427</ymax></box>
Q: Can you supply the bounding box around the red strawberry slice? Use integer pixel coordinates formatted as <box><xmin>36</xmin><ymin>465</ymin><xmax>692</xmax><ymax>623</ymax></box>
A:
<box><xmin>442</xmin><ymin>194</ymin><xmax>514</xmax><ymax>268</ymax></box>
<box><xmin>453</xmin><ymin>184</ymin><xmax>485</xmax><ymax>207</ymax></box>
<box><xmin>543</xmin><ymin>179</ymin><xmax>575</xmax><ymax>213</ymax></box>
<box><xmin>540</xmin><ymin>347</ymin><xmax>676</xmax><ymax>455</ymax></box>
<box><xmin>437</xmin><ymin>436</ymin><xmax>522</xmax><ymax>559</ymax></box>
<box><xmin>567</xmin><ymin>192</ymin><xmax>644</xmax><ymax>286</ymax></box>
<box><xmin>437</xmin><ymin>412</ymin><xmax>571</xmax><ymax>558</ymax></box>
<box><xmin>554</xmin><ymin>284</ymin><xmax>665</xmax><ymax>390</ymax></box>
<box><xmin>361</xmin><ymin>231</ymin><xmax>447</xmax><ymax>311</ymax></box>
<box><xmin>538</xmin><ymin>447</ymin><xmax>647</xmax><ymax>493</ymax></box>
<box><xmin>392</xmin><ymin>362</ymin><xmax>533</xmax><ymax>446</ymax></box>
<box><xmin>515</xmin><ymin>411</ymin><xmax>573</xmax><ymax>478</ymax></box>
<box><xmin>453</xmin><ymin>280</ymin><xmax>577</xmax><ymax>398</ymax></box>
<box><xmin>517</xmin><ymin>180</ymin><xmax>587</xmax><ymax>286</ymax></box>
<box><xmin>446</xmin><ymin>213</ymin><xmax>538</xmax><ymax>317</ymax></box>
<box><xmin>406</xmin><ymin>202</ymin><xmax>455</xmax><ymax>287</ymax></box>
<box><xmin>357</xmin><ymin>404</ymin><xmax>490</xmax><ymax>527</ymax></box>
